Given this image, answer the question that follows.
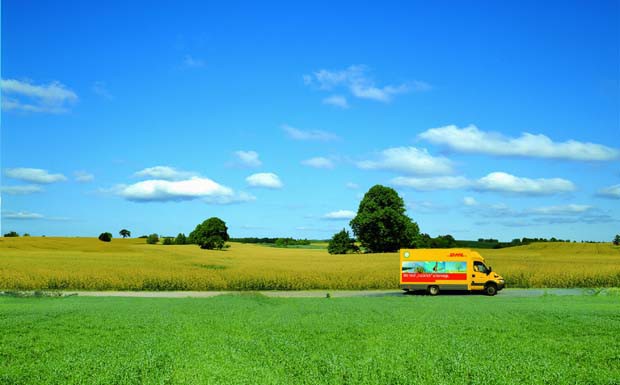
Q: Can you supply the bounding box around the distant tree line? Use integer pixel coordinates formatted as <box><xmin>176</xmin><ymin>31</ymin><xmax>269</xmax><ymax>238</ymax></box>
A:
<box><xmin>229</xmin><ymin>237</ymin><xmax>312</xmax><ymax>246</ymax></box>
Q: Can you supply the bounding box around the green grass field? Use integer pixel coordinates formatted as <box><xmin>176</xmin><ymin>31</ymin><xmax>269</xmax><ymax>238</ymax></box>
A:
<box><xmin>1</xmin><ymin>237</ymin><xmax>619</xmax><ymax>290</ymax></box>
<box><xmin>0</xmin><ymin>295</ymin><xmax>618</xmax><ymax>385</ymax></box>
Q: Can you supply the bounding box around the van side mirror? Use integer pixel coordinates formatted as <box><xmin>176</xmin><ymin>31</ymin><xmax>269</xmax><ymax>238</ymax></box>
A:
<box><xmin>488</xmin><ymin>266</ymin><xmax>492</xmax><ymax>274</ymax></box>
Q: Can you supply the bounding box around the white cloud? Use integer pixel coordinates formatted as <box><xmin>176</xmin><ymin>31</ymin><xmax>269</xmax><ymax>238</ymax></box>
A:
<box><xmin>1</xmin><ymin>78</ymin><xmax>78</xmax><ymax>113</ymax></box>
<box><xmin>322</xmin><ymin>95</ymin><xmax>349</xmax><ymax>108</ymax></box>
<box><xmin>393</xmin><ymin>172</ymin><xmax>575</xmax><ymax>195</ymax></box>
<box><xmin>134</xmin><ymin>166</ymin><xmax>196</xmax><ymax>181</ymax></box>
<box><xmin>0</xmin><ymin>185</ymin><xmax>44</xmax><ymax>195</ymax></box>
<box><xmin>598</xmin><ymin>184</ymin><xmax>620</xmax><ymax>199</ymax></box>
<box><xmin>2</xmin><ymin>211</ymin><xmax>44</xmax><ymax>220</ymax></box>
<box><xmin>118</xmin><ymin>177</ymin><xmax>239</xmax><ymax>202</ymax></box>
<box><xmin>234</xmin><ymin>150</ymin><xmax>262</xmax><ymax>168</ymax></box>
<box><xmin>282</xmin><ymin>124</ymin><xmax>339</xmax><ymax>141</ymax></box>
<box><xmin>4</xmin><ymin>168</ymin><xmax>67</xmax><ymax>184</ymax></box>
<box><xmin>358</xmin><ymin>147</ymin><xmax>453</xmax><ymax>175</ymax></box>
<box><xmin>527</xmin><ymin>204</ymin><xmax>592</xmax><ymax>215</ymax></box>
<box><xmin>391</xmin><ymin>176</ymin><xmax>470</xmax><ymax>190</ymax></box>
<box><xmin>1</xmin><ymin>211</ymin><xmax>70</xmax><ymax>221</ymax></box>
<box><xmin>463</xmin><ymin>197</ymin><xmax>478</xmax><ymax>206</ymax></box>
<box><xmin>346</xmin><ymin>182</ymin><xmax>359</xmax><ymax>189</ymax></box>
<box><xmin>419</xmin><ymin>124</ymin><xmax>619</xmax><ymax>161</ymax></box>
<box><xmin>92</xmin><ymin>81</ymin><xmax>112</xmax><ymax>100</ymax></box>
<box><xmin>304</xmin><ymin>65</ymin><xmax>428</xmax><ymax>103</ymax></box>
<box><xmin>322</xmin><ymin>210</ymin><xmax>356</xmax><ymax>220</ymax></box>
<box><xmin>74</xmin><ymin>171</ymin><xmax>94</xmax><ymax>183</ymax></box>
<box><xmin>246</xmin><ymin>173</ymin><xmax>283</xmax><ymax>189</ymax></box>
<box><xmin>476</xmin><ymin>172</ymin><xmax>575</xmax><ymax>195</ymax></box>
<box><xmin>301</xmin><ymin>157</ymin><xmax>334</xmax><ymax>169</ymax></box>
<box><xmin>182</xmin><ymin>55</ymin><xmax>206</xmax><ymax>68</ymax></box>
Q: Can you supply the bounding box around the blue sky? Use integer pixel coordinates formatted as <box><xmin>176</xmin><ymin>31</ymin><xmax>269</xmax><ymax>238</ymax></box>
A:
<box><xmin>1</xmin><ymin>0</ymin><xmax>619</xmax><ymax>241</ymax></box>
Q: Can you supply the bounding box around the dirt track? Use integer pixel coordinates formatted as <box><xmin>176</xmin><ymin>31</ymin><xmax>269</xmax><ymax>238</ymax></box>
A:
<box><xmin>55</xmin><ymin>288</ymin><xmax>610</xmax><ymax>298</ymax></box>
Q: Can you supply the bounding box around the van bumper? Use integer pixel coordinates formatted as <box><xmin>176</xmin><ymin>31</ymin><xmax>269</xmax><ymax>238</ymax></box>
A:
<box><xmin>497</xmin><ymin>280</ymin><xmax>505</xmax><ymax>291</ymax></box>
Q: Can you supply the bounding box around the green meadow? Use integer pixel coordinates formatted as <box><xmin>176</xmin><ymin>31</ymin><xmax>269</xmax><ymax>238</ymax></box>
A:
<box><xmin>0</xmin><ymin>294</ymin><xmax>618</xmax><ymax>385</ymax></box>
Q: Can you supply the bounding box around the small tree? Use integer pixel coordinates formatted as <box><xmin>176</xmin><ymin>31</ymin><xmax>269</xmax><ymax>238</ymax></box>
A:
<box><xmin>162</xmin><ymin>237</ymin><xmax>174</xmax><ymax>245</ymax></box>
<box><xmin>175</xmin><ymin>233</ymin><xmax>187</xmax><ymax>245</ymax></box>
<box><xmin>188</xmin><ymin>217</ymin><xmax>229</xmax><ymax>250</ymax></box>
<box><xmin>98</xmin><ymin>232</ymin><xmax>112</xmax><ymax>242</ymax></box>
<box><xmin>328</xmin><ymin>229</ymin><xmax>358</xmax><ymax>254</ymax></box>
<box><xmin>613</xmin><ymin>234</ymin><xmax>620</xmax><ymax>246</ymax></box>
<box><xmin>119</xmin><ymin>229</ymin><xmax>131</xmax><ymax>238</ymax></box>
<box><xmin>3</xmin><ymin>231</ymin><xmax>19</xmax><ymax>237</ymax></box>
<box><xmin>146</xmin><ymin>233</ymin><xmax>159</xmax><ymax>245</ymax></box>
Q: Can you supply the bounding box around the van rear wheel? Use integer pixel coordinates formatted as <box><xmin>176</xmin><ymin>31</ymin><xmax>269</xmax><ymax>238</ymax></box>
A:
<box><xmin>427</xmin><ymin>285</ymin><xmax>440</xmax><ymax>296</ymax></box>
<box><xmin>484</xmin><ymin>283</ymin><xmax>498</xmax><ymax>296</ymax></box>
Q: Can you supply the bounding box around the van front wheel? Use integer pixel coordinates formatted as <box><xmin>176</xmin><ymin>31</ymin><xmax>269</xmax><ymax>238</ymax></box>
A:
<box><xmin>484</xmin><ymin>283</ymin><xmax>498</xmax><ymax>296</ymax></box>
<box><xmin>428</xmin><ymin>285</ymin><xmax>440</xmax><ymax>296</ymax></box>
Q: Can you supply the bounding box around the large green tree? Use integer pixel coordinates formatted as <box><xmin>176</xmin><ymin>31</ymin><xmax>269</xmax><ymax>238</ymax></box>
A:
<box><xmin>119</xmin><ymin>229</ymin><xmax>131</xmax><ymax>238</ymax></box>
<box><xmin>189</xmin><ymin>217</ymin><xmax>230</xmax><ymax>250</ymax></box>
<box><xmin>613</xmin><ymin>234</ymin><xmax>620</xmax><ymax>246</ymax></box>
<box><xmin>350</xmin><ymin>185</ymin><xmax>419</xmax><ymax>253</ymax></box>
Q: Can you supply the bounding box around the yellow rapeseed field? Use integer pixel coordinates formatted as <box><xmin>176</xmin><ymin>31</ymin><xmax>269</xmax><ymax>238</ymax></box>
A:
<box><xmin>0</xmin><ymin>237</ymin><xmax>618</xmax><ymax>290</ymax></box>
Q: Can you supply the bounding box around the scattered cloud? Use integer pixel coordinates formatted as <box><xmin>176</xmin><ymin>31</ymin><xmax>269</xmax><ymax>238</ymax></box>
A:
<box><xmin>4</xmin><ymin>168</ymin><xmax>67</xmax><ymax>184</ymax></box>
<box><xmin>322</xmin><ymin>95</ymin><xmax>349</xmax><ymax>109</ymax></box>
<box><xmin>475</xmin><ymin>172</ymin><xmax>575</xmax><ymax>195</ymax></box>
<box><xmin>2</xmin><ymin>211</ymin><xmax>44</xmax><ymax>220</ymax></box>
<box><xmin>92</xmin><ymin>81</ymin><xmax>113</xmax><ymax>100</ymax></box>
<box><xmin>182</xmin><ymin>55</ymin><xmax>206</xmax><ymax>68</ymax></box>
<box><xmin>392</xmin><ymin>176</ymin><xmax>470</xmax><ymax>190</ymax></box>
<box><xmin>346</xmin><ymin>182</ymin><xmax>359</xmax><ymax>189</ymax></box>
<box><xmin>597</xmin><ymin>184</ymin><xmax>620</xmax><ymax>199</ymax></box>
<box><xmin>393</xmin><ymin>172</ymin><xmax>574</xmax><ymax>195</ymax></box>
<box><xmin>282</xmin><ymin>124</ymin><xmax>339</xmax><ymax>141</ymax></box>
<box><xmin>358</xmin><ymin>147</ymin><xmax>453</xmax><ymax>175</ymax></box>
<box><xmin>1</xmin><ymin>211</ymin><xmax>70</xmax><ymax>221</ymax></box>
<box><xmin>246</xmin><ymin>173</ymin><xmax>283</xmax><ymax>189</ymax></box>
<box><xmin>322</xmin><ymin>209</ymin><xmax>356</xmax><ymax>220</ymax></box>
<box><xmin>74</xmin><ymin>171</ymin><xmax>94</xmax><ymax>183</ymax></box>
<box><xmin>463</xmin><ymin>197</ymin><xmax>478</xmax><ymax>206</ymax></box>
<box><xmin>304</xmin><ymin>65</ymin><xmax>428</xmax><ymax>103</ymax></box>
<box><xmin>419</xmin><ymin>124</ymin><xmax>619</xmax><ymax>161</ymax></box>
<box><xmin>234</xmin><ymin>150</ymin><xmax>262</xmax><ymax>168</ymax></box>
<box><xmin>134</xmin><ymin>166</ymin><xmax>196</xmax><ymax>181</ymax></box>
<box><xmin>526</xmin><ymin>204</ymin><xmax>592</xmax><ymax>215</ymax></box>
<box><xmin>1</xmin><ymin>78</ymin><xmax>78</xmax><ymax>113</ymax></box>
<box><xmin>0</xmin><ymin>185</ymin><xmax>44</xmax><ymax>195</ymax></box>
<box><xmin>301</xmin><ymin>157</ymin><xmax>334</xmax><ymax>169</ymax></box>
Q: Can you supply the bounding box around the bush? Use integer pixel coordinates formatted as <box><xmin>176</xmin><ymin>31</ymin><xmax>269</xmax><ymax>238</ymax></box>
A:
<box><xmin>328</xmin><ymin>229</ymin><xmax>358</xmax><ymax>254</ymax></box>
<box><xmin>146</xmin><ymin>234</ymin><xmax>159</xmax><ymax>245</ymax></box>
<box><xmin>3</xmin><ymin>231</ymin><xmax>19</xmax><ymax>237</ymax></box>
<box><xmin>175</xmin><ymin>233</ymin><xmax>187</xmax><ymax>245</ymax></box>
<box><xmin>162</xmin><ymin>237</ymin><xmax>174</xmax><ymax>245</ymax></box>
<box><xmin>188</xmin><ymin>217</ymin><xmax>229</xmax><ymax>250</ymax></box>
<box><xmin>98</xmin><ymin>232</ymin><xmax>112</xmax><ymax>242</ymax></box>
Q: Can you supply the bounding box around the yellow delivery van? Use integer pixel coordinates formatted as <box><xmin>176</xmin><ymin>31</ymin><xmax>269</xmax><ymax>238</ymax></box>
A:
<box><xmin>400</xmin><ymin>249</ymin><xmax>505</xmax><ymax>296</ymax></box>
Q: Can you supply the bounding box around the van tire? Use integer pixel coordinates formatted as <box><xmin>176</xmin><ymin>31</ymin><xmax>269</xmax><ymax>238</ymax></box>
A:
<box><xmin>484</xmin><ymin>283</ymin><xmax>498</xmax><ymax>296</ymax></box>
<box><xmin>428</xmin><ymin>285</ymin><xmax>440</xmax><ymax>296</ymax></box>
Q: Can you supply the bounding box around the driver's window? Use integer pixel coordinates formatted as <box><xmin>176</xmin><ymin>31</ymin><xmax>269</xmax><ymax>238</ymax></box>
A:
<box><xmin>474</xmin><ymin>262</ymin><xmax>487</xmax><ymax>274</ymax></box>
